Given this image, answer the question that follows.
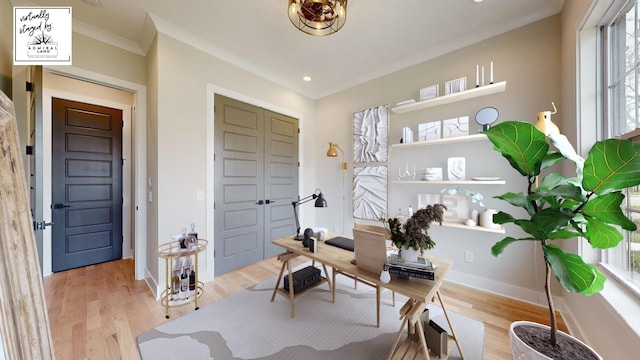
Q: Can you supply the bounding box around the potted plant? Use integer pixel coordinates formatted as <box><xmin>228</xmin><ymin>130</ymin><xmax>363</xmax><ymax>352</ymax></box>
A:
<box><xmin>484</xmin><ymin>120</ymin><xmax>640</xmax><ymax>359</ymax></box>
<box><xmin>383</xmin><ymin>203</ymin><xmax>447</xmax><ymax>262</ymax></box>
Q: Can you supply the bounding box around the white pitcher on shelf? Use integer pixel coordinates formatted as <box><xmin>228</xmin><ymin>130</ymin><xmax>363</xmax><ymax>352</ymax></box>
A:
<box><xmin>479</xmin><ymin>208</ymin><xmax>500</xmax><ymax>229</ymax></box>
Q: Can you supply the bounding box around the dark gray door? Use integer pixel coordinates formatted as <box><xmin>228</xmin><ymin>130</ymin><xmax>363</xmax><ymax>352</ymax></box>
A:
<box><xmin>51</xmin><ymin>98</ymin><xmax>123</xmax><ymax>272</ymax></box>
<box><xmin>214</xmin><ymin>95</ymin><xmax>298</xmax><ymax>274</ymax></box>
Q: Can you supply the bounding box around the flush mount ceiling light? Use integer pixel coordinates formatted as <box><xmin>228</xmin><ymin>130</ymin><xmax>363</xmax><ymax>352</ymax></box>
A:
<box><xmin>288</xmin><ymin>0</ymin><xmax>348</xmax><ymax>36</ymax></box>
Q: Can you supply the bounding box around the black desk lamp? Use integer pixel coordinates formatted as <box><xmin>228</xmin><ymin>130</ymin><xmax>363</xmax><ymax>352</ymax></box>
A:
<box><xmin>292</xmin><ymin>189</ymin><xmax>327</xmax><ymax>240</ymax></box>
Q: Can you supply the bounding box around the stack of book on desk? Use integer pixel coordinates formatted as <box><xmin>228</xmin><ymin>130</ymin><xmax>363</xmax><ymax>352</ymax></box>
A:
<box><xmin>387</xmin><ymin>253</ymin><xmax>437</xmax><ymax>280</ymax></box>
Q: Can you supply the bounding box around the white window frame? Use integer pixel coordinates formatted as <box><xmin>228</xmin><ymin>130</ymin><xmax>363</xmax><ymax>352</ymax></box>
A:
<box><xmin>600</xmin><ymin>0</ymin><xmax>640</xmax><ymax>297</ymax></box>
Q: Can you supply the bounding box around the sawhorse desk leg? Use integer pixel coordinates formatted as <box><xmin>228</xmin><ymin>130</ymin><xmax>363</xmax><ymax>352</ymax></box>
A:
<box><xmin>387</xmin><ymin>300</ymin><xmax>429</xmax><ymax>359</ymax></box>
<box><xmin>387</xmin><ymin>293</ymin><xmax>465</xmax><ymax>360</ymax></box>
<box><xmin>436</xmin><ymin>290</ymin><xmax>465</xmax><ymax>360</ymax></box>
<box><xmin>270</xmin><ymin>251</ymin><xmax>299</xmax><ymax>318</ymax></box>
<box><xmin>270</xmin><ymin>252</ymin><xmax>333</xmax><ymax>319</ymax></box>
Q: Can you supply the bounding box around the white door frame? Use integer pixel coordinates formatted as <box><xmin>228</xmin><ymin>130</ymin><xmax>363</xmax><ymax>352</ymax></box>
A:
<box><xmin>43</xmin><ymin>66</ymin><xmax>148</xmax><ymax>280</ymax></box>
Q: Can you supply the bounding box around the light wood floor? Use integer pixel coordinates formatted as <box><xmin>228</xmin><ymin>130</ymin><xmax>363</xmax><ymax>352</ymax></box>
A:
<box><xmin>43</xmin><ymin>258</ymin><xmax>567</xmax><ymax>360</ymax></box>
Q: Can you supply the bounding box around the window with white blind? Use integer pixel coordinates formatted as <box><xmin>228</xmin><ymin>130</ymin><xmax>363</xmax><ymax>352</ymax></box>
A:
<box><xmin>603</xmin><ymin>0</ymin><xmax>640</xmax><ymax>292</ymax></box>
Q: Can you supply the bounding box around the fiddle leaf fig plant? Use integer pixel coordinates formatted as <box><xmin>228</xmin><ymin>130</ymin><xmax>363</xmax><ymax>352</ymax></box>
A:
<box><xmin>484</xmin><ymin>121</ymin><xmax>640</xmax><ymax>345</ymax></box>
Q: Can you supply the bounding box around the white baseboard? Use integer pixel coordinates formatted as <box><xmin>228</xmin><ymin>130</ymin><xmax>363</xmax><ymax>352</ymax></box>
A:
<box><xmin>446</xmin><ymin>269</ymin><xmax>568</xmax><ymax>313</ymax></box>
<box><xmin>144</xmin><ymin>267</ymin><xmax>160</xmax><ymax>300</ymax></box>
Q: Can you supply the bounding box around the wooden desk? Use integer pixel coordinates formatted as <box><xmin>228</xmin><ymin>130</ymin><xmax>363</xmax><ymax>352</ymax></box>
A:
<box><xmin>272</xmin><ymin>234</ymin><xmax>465</xmax><ymax>359</ymax></box>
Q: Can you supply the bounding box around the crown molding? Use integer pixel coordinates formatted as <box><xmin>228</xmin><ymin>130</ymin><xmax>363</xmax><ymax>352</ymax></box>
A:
<box><xmin>146</xmin><ymin>13</ymin><xmax>313</xmax><ymax>99</ymax></box>
<box><xmin>73</xmin><ymin>19</ymin><xmax>144</xmax><ymax>55</ymax></box>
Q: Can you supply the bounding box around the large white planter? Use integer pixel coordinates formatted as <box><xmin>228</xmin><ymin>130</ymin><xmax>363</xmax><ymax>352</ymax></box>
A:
<box><xmin>400</xmin><ymin>248</ymin><xmax>419</xmax><ymax>263</ymax></box>
<box><xmin>510</xmin><ymin>321</ymin><xmax>602</xmax><ymax>360</ymax></box>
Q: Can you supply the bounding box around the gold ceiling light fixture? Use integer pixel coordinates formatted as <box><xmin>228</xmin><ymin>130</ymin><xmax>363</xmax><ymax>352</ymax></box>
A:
<box><xmin>288</xmin><ymin>0</ymin><xmax>348</xmax><ymax>36</ymax></box>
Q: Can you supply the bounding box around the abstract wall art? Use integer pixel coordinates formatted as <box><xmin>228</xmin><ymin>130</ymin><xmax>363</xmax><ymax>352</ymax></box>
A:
<box><xmin>419</xmin><ymin>121</ymin><xmax>441</xmax><ymax>141</ymax></box>
<box><xmin>353</xmin><ymin>105</ymin><xmax>388</xmax><ymax>163</ymax></box>
<box><xmin>442</xmin><ymin>116</ymin><xmax>469</xmax><ymax>138</ymax></box>
<box><xmin>353</xmin><ymin>166</ymin><xmax>387</xmax><ymax>220</ymax></box>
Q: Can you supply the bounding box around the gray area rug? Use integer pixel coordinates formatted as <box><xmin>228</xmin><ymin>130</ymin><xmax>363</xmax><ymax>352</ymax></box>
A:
<box><xmin>137</xmin><ymin>264</ymin><xmax>484</xmax><ymax>359</ymax></box>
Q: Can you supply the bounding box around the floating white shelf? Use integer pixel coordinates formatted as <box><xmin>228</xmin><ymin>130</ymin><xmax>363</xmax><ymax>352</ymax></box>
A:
<box><xmin>441</xmin><ymin>221</ymin><xmax>506</xmax><ymax>234</ymax></box>
<box><xmin>394</xmin><ymin>217</ymin><xmax>506</xmax><ymax>234</ymax></box>
<box><xmin>391</xmin><ymin>133</ymin><xmax>488</xmax><ymax>148</ymax></box>
<box><xmin>391</xmin><ymin>81</ymin><xmax>507</xmax><ymax>114</ymax></box>
<box><xmin>392</xmin><ymin>180</ymin><xmax>505</xmax><ymax>185</ymax></box>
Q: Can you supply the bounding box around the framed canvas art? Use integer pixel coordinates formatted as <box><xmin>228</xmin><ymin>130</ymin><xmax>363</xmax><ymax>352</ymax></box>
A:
<box><xmin>353</xmin><ymin>166</ymin><xmax>387</xmax><ymax>220</ymax></box>
<box><xmin>353</xmin><ymin>105</ymin><xmax>388</xmax><ymax>163</ymax></box>
<box><xmin>418</xmin><ymin>121</ymin><xmax>441</xmax><ymax>141</ymax></box>
<box><xmin>445</xmin><ymin>77</ymin><xmax>466</xmax><ymax>95</ymax></box>
<box><xmin>442</xmin><ymin>116</ymin><xmax>469</xmax><ymax>138</ymax></box>
<box><xmin>419</xmin><ymin>84</ymin><xmax>439</xmax><ymax>101</ymax></box>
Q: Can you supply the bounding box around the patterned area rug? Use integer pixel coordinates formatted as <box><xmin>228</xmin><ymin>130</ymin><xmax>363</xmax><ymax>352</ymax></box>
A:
<box><xmin>137</xmin><ymin>264</ymin><xmax>484</xmax><ymax>359</ymax></box>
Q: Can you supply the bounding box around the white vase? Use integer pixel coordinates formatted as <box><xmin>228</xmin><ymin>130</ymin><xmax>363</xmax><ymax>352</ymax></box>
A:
<box><xmin>510</xmin><ymin>321</ymin><xmax>602</xmax><ymax>360</ymax></box>
<box><xmin>400</xmin><ymin>248</ymin><xmax>419</xmax><ymax>263</ymax></box>
<box><xmin>479</xmin><ymin>208</ymin><xmax>500</xmax><ymax>228</ymax></box>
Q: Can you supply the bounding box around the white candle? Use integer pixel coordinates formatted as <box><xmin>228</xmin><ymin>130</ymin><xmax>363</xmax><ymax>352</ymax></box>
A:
<box><xmin>476</xmin><ymin>64</ymin><xmax>479</xmax><ymax>87</ymax></box>
<box><xmin>481</xmin><ymin>66</ymin><xmax>485</xmax><ymax>86</ymax></box>
<box><xmin>490</xmin><ymin>61</ymin><xmax>494</xmax><ymax>84</ymax></box>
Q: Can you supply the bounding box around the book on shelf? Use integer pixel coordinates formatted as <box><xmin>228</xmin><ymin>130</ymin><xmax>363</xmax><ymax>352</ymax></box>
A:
<box><xmin>402</xmin><ymin>127</ymin><xmax>414</xmax><ymax>143</ymax></box>
<box><xmin>387</xmin><ymin>253</ymin><xmax>437</xmax><ymax>271</ymax></box>
<box><xmin>387</xmin><ymin>265</ymin><xmax>435</xmax><ymax>280</ymax></box>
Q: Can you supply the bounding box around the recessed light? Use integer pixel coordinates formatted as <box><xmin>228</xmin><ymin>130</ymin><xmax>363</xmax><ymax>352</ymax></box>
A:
<box><xmin>303</xmin><ymin>76</ymin><xmax>312</xmax><ymax>82</ymax></box>
<box><xmin>474</xmin><ymin>0</ymin><xmax>483</xmax><ymax>3</ymax></box>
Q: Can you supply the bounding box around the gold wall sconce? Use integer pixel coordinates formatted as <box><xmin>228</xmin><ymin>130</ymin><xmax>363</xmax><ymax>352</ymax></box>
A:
<box><xmin>326</xmin><ymin>141</ymin><xmax>348</xmax><ymax>170</ymax></box>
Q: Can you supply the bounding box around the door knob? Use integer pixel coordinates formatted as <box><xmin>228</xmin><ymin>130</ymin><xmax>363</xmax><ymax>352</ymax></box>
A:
<box><xmin>52</xmin><ymin>203</ymin><xmax>71</xmax><ymax>209</ymax></box>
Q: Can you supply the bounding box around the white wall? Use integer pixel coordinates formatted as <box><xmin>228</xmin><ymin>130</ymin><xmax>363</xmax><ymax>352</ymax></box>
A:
<box><xmin>315</xmin><ymin>15</ymin><xmax>563</xmax><ymax>305</ymax></box>
<box><xmin>147</xmin><ymin>31</ymin><xmax>317</xmax><ymax>293</ymax></box>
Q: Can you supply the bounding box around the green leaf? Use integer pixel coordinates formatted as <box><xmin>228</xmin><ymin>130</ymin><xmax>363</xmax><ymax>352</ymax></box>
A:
<box><xmin>491</xmin><ymin>237</ymin><xmax>535</xmax><ymax>256</ymax></box>
<box><xmin>584</xmin><ymin>217</ymin><xmax>624</xmax><ymax>249</ymax></box>
<box><xmin>492</xmin><ymin>211</ymin><xmax>516</xmax><ymax>224</ymax></box>
<box><xmin>580</xmin><ymin>269</ymin><xmax>606</xmax><ymax>296</ymax></box>
<box><xmin>530</xmin><ymin>208</ymin><xmax>574</xmax><ymax>238</ymax></box>
<box><xmin>512</xmin><ymin>219</ymin><xmax>544</xmax><ymax>239</ymax></box>
<box><xmin>494</xmin><ymin>193</ymin><xmax>534</xmax><ymax>214</ymax></box>
<box><xmin>543</xmin><ymin>244</ymin><xmax>597</xmax><ymax>293</ymax></box>
<box><xmin>538</xmin><ymin>172</ymin><xmax>570</xmax><ymax>189</ymax></box>
<box><xmin>582</xmin><ymin>192</ymin><xmax>637</xmax><ymax>230</ymax></box>
<box><xmin>582</xmin><ymin>139</ymin><xmax>640</xmax><ymax>195</ymax></box>
<box><xmin>534</xmin><ymin>184</ymin><xmax>584</xmax><ymax>203</ymax></box>
<box><xmin>541</xmin><ymin>151</ymin><xmax>565</xmax><ymax>170</ymax></box>
<box><xmin>547</xmin><ymin>228</ymin><xmax>582</xmax><ymax>240</ymax></box>
<box><xmin>484</xmin><ymin>121</ymin><xmax>549</xmax><ymax>177</ymax></box>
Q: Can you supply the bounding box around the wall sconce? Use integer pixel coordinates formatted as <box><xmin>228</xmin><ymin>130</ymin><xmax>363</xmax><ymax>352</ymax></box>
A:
<box><xmin>327</xmin><ymin>141</ymin><xmax>347</xmax><ymax>233</ymax></box>
<box><xmin>326</xmin><ymin>142</ymin><xmax>347</xmax><ymax>170</ymax></box>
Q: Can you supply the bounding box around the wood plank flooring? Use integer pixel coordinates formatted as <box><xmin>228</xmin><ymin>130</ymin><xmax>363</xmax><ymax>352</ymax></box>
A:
<box><xmin>43</xmin><ymin>258</ymin><xmax>567</xmax><ymax>360</ymax></box>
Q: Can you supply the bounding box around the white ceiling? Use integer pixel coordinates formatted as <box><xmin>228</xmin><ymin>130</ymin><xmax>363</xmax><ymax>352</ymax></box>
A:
<box><xmin>12</xmin><ymin>0</ymin><xmax>565</xmax><ymax>99</ymax></box>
